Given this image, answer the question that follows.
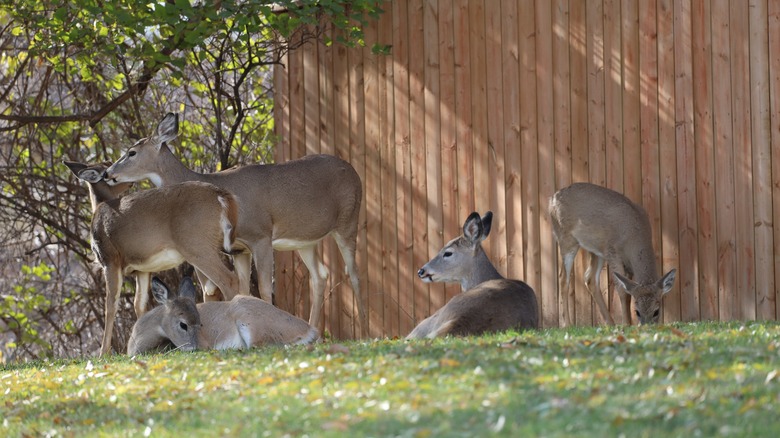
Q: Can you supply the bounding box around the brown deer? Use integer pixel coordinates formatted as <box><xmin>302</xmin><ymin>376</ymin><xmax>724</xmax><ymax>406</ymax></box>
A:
<box><xmin>407</xmin><ymin>212</ymin><xmax>538</xmax><ymax>339</ymax></box>
<box><xmin>102</xmin><ymin>113</ymin><xmax>366</xmax><ymax>335</ymax></box>
<box><xmin>127</xmin><ymin>276</ymin><xmax>319</xmax><ymax>355</ymax></box>
<box><xmin>549</xmin><ymin>182</ymin><xmax>677</xmax><ymax>326</ymax></box>
<box><xmin>65</xmin><ymin>161</ymin><xmax>241</xmax><ymax>355</ymax></box>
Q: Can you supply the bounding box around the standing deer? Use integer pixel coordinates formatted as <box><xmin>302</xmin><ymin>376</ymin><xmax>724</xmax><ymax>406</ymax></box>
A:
<box><xmin>65</xmin><ymin>161</ymin><xmax>241</xmax><ymax>355</ymax></box>
<box><xmin>549</xmin><ymin>182</ymin><xmax>677</xmax><ymax>326</ymax></box>
<box><xmin>103</xmin><ymin>113</ymin><xmax>366</xmax><ymax>335</ymax></box>
<box><xmin>127</xmin><ymin>277</ymin><xmax>319</xmax><ymax>355</ymax></box>
<box><xmin>407</xmin><ymin>212</ymin><xmax>538</xmax><ymax>339</ymax></box>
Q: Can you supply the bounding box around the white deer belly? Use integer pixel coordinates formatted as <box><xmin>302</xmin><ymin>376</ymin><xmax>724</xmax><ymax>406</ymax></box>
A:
<box><xmin>124</xmin><ymin>249</ymin><xmax>184</xmax><ymax>274</ymax></box>
<box><xmin>272</xmin><ymin>238</ymin><xmax>322</xmax><ymax>251</ymax></box>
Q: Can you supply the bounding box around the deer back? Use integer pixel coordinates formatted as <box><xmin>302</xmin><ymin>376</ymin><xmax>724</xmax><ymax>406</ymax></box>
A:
<box><xmin>197</xmin><ymin>296</ymin><xmax>319</xmax><ymax>349</ymax></box>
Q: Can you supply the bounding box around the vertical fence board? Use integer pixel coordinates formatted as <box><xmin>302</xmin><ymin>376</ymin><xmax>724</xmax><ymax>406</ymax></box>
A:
<box><xmin>392</xmin><ymin>0</ymin><xmax>415</xmax><ymax>335</ymax></box>
<box><xmin>408</xmin><ymin>0</ymin><xmax>430</xmax><ymax>327</ymax></box>
<box><xmin>730</xmin><ymin>0</ymin><xmax>756</xmax><ymax>320</ymax></box>
<box><xmin>438</xmin><ymin>0</ymin><xmax>459</xmax><ymax>303</ymax></box>
<box><xmin>657</xmin><ymin>0</ymin><xmax>681</xmax><ymax>323</ymax></box>
<box><xmin>455</xmin><ymin>0</ymin><xmax>475</xmax><ymax>224</ymax></box>
<box><xmin>674</xmin><ymin>0</ymin><xmax>700</xmax><ymax>322</ymax></box>
<box><xmin>712</xmin><ymin>0</ymin><xmax>737</xmax><ymax>321</ymax></box>
<box><xmin>553</xmin><ymin>0</ymin><xmax>573</xmax><ymax>326</ymax></box>
<box><xmin>769</xmin><ymin>0</ymin><xmax>780</xmax><ymax>320</ymax></box>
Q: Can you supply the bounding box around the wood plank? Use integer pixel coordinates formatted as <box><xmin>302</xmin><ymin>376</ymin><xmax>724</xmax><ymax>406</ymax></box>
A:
<box><xmin>392</xmin><ymin>0</ymin><xmax>415</xmax><ymax>336</ymax></box>
<box><xmin>273</xmin><ymin>51</ymin><xmax>293</xmax><ymax>317</ymax></box>
<box><xmin>485</xmin><ymin>0</ymin><xmax>508</xmax><ymax>273</ymax></box>
<box><xmin>569</xmin><ymin>0</ymin><xmax>591</xmax><ymax>326</ymax></box>
<box><xmin>377</xmin><ymin>3</ymin><xmax>399</xmax><ymax>338</ymax></box>
<box><xmin>750</xmin><ymin>0</ymin><xmax>774</xmax><ymax>321</ymax></box>
<box><xmin>769</xmin><ymin>0</ymin><xmax>780</xmax><ymax>320</ymax></box>
<box><xmin>500</xmin><ymin>0</ymin><xmax>520</xmax><ymax>280</ymax></box>
<box><xmin>711</xmin><ymin>0</ymin><xmax>737</xmax><ymax>321</ymax></box>
<box><xmin>288</xmin><ymin>41</ymin><xmax>306</xmax><ymax>319</ymax></box>
<box><xmin>423</xmin><ymin>0</ymin><xmax>445</xmax><ymax>313</ymax></box>
<box><xmin>674</xmin><ymin>0</ymin><xmax>701</xmax><ymax>322</ymax></box>
<box><xmin>333</xmin><ymin>36</ymin><xmax>353</xmax><ymax>338</ymax></box>
<box><xmin>691</xmin><ymin>0</ymin><xmax>719</xmax><ymax>320</ymax></box>
<box><xmin>469</xmin><ymin>0</ymin><xmax>490</xmax><ymax>227</ymax></box>
<box><xmin>604</xmin><ymin>0</ymin><xmax>624</xmax><ymax>323</ymax></box>
<box><xmin>621</xmin><ymin>0</ymin><xmax>642</xmax><ymax>205</ymax></box>
<box><xmin>363</xmin><ymin>15</ymin><xmax>383</xmax><ymax>337</ymax></box>
<box><xmin>535</xmin><ymin>0</ymin><xmax>557</xmax><ymax>328</ymax></box>
<box><xmin>409</xmin><ymin>0</ymin><xmax>430</xmax><ymax>326</ymax></box>
<box><xmin>730</xmin><ymin>0</ymin><xmax>756</xmax><ymax>320</ymax></box>
<box><xmin>657</xmin><ymin>0</ymin><xmax>681</xmax><ymax>323</ymax></box>
<box><xmin>553</xmin><ymin>0</ymin><xmax>572</xmax><ymax>327</ymax></box>
<box><xmin>438</xmin><ymin>0</ymin><xmax>460</xmax><ymax>303</ymax></box>
<box><xmin>639</xmin><ymin>0</ymin><xmax>662</xmax><ymax>325</ymax></box>
<box><xmin>586</xmin><ymin>0</ymin><xmax>608</xmax><ymax>324</ymax></box>
<box><xmin>454</xmin><ymin>0</ymin><xmax>475</xmax><ymax>224</ymax></box>
<box><xmin>520</xmin><ymin>0</ymin><xmax>540</xmax><ymax>316</ymax></box>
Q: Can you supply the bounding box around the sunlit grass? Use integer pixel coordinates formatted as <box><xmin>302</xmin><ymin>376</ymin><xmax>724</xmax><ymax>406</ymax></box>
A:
<box><xmin>3</xmin><ymin>321</ymin><xmax>780</xmax><ymax>437</ymax></box>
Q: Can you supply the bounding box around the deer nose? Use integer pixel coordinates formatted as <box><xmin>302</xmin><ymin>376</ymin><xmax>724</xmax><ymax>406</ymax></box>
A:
<box><xmin>101</xmin><ymin>170</ymin><xmax>109</xmax><ymax>179</ymax></box>
<box><xmin>417</xmin><ymin>268</ymin><xmax>426</xmax><ymax>278</ymax></box>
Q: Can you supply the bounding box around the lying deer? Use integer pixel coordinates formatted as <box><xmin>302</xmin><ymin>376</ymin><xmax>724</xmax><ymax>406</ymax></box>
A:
<box><xmin>549</xmin><ymin>182</ymin><xmax>677</xmax><ymax>325</ymax></box>
<box><xmin>407</xmin><ymin>212</ymin><xmax>538</xmax><ymax>339</ymax></box>
<box><xmin>103</xmin><ymin>113</ymin><xmax>366</xmax><ymax>335</ymax></box>
<box><xmin>65</xmin><ymin>161</ymin><xmax>241</xmax><ymax>355</ymax></box>
<box><xmin>127</xmin><ymin>277</ymin><xmax>319</xmax><ymax>355</ymax></box>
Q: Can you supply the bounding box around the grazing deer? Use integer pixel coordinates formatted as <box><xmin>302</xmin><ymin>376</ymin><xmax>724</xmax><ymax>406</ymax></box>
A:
<box><xmin>103</xmin><ymin>113</ymin><xmax>366</xmax><ymax>335</ymax></box>
<box><xmin>549</xmin><ymin>182</ymin><xmax>677</xmax><ymax>326</ymax></box>
<box><xmin>407</xmin><ymin>212</ymin><xmax>538</xmax><ymax>339</ymax></box>
<box><xmin>65</xmin><ymin>161</ymin><xmax>241</xmax><ymax>355</ymax></box>
<box><xmin>127</xmin><ymin>277</ymin><xmax>319</xmax><ymax>355</ymax></box>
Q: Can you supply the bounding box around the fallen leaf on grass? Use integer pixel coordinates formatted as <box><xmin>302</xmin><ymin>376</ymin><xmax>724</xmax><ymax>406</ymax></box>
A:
<box><xmin>765</xmin><ymin>370</ymin><xmax>778</xmax><ymax>384</ymax></box>
<box><xmin>323</xmin><ymin>420</ymin><xmax>349</xmax><ymax>431</ymax></box>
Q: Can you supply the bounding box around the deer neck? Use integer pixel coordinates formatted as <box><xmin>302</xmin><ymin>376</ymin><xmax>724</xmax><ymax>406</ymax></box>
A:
<box><xmin>461</xmin><ymin>248</ymin><xmax>503</xmax><ymax>291</ymax></box>
<box><xmin>128</xmin><ymin>309</ymin><xmax>168</xmax><ymax>354</ymax></box>
<box><xmin>626</xmin><ymin>245</ymin><xmax>659</xmax><ymax>284</ymax></box>
<box><xmin>155</xmin><ymin>144</ymin><xmax>203</xmax><ymax>186</ymax></box>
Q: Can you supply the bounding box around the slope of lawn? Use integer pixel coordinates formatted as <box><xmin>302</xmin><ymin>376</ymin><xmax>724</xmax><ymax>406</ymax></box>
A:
<box><xmin>2</xmin><ymin>321</ymin><xmax>780</xmax><ymax>437</ymax></box>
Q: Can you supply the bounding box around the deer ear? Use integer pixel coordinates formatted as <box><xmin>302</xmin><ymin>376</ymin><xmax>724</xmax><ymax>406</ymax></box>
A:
<box><xmin>76</xmin><ymin>168</ymin><xmax>104</xmax><ymax>184</ymax></box>
<box><xmin>462</xmin><ymin>212</ymin><xmax>484</xmax><ymax>245</ymax></box>
<box><xmin>613</xmin><ymin>272</ymin><xmax>639</xmax><ymax>296</ymax></box>
<box><xmin>480</xmin><ymin>211</ymin><xmax>494</xmax><ymax>238</ymax></box>
<box><xmin>658</xmin><ymin>269</ymin><xmax>677</xmax><ymax>295</ymax></box>
<box><xmin>154</xmin><ymin>113</ymin><xmax>179</xmax><ymax>146</ymax></box>
<box><xmin>63</xmin><ymin>161</ymin><xmax>87</xmax><ymax>176</ymax></box>
<box><xmin>151</xmin><ymin>277</ymin><xmax>172</xmax><ymax>304</ymax></box>
<box><xmin>178</xmin><ymin>276</ymin><xmax>197</xmax><ymax>301</ymax></box>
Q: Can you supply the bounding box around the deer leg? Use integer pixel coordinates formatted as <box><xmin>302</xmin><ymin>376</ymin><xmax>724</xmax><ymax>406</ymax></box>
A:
<box><xmin>333</xmin><ymin>232</ymin><xmax>367</xmax><ymax>337</ymax></box>
<box><xmin>100</xmin><ymin>266</ymin><xmax>123</xmax><ymax>356</ymax></box>
<box><xmin>233</xmin><ymin>252</ymin><xmax>252</xmax><ymax>296</ymax></box>
<box><xmin>251</xmin><ymin>239</ymin><xmax>275</xmax><ymax>304</ymax></box>
<box><xmin>184</xmin><ymin>250</ymin><xmax>240</xmax><ymax>301</ymax></box>
<box><xmin>559</xmin><ymin>246</ymin><xmax>578</xmax><ymax>327</ymax></box>
<box><xmin>134</xmin><ymin>272</ymin><xmax>151</xmax><ymax>316</ymax></box>
<box><xmin>611</xmin><ymin>265</ymin><xmax>633</xmax><ymax>325</ymax></box>
<box><xmin>195</xmin><ymin>269</ymin><xmax>223</xmax><ymax>302</ymax></box>
<box><xmin>584</xmin><ymin>254</ymin><xmax>614</xmax><ymax>325</ymax></box>
<box><xmin>297</xmin><ymin>245</ymin><xmax>327</xmax><ymax>332</ymax></box>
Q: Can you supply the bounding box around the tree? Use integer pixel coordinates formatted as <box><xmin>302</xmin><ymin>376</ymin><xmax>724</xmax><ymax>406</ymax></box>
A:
<box><xmin>0</xmin><ymin>0</ymin><xmax>384</xmax><ymax>362</ymax></box>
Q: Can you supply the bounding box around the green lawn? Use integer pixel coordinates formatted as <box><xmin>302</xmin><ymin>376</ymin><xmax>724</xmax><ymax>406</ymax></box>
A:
<box><xmin>2</xmin><ymin>321</ymin><xmax>780</xmax><ymax>437</ymax></box>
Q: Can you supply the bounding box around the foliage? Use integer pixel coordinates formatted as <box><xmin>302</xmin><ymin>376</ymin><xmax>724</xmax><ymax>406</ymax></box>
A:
<box><xmin>2</xmin><ymin>321</ymin><xmax>780</xmax><ymax>436</ymax></box>
<box><xmin>0</xmin><ymin>1</ymin><xmax>385</xmax><ymax>362</ymax></box>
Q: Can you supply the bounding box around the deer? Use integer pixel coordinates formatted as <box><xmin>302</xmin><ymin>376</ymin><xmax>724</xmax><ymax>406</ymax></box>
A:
<box><xmin>64</xmin><ymin>161</ymin><xmax>241</xmax><ymax>355</ymax></box>
<box><xmin>102</xmin><ymin>113</ymin><xmax>366</xmax><ymax>336</ymax></box>
<box><xmin>127</xmin><ymin>276</ymin><xmax>319</xmax><ymax>355</ymax></box>
<box><xmin>549</xmin><ymin>182</ymin><xmax>677</xmax><ymax>326</ymax></box>
<box><xmin>407</xmin><ymin>211</ymin><xmax>538</xmax><ymax>339</ymax></box>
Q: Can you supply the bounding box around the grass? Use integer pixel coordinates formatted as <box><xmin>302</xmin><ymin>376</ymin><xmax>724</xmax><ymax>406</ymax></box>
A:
<box><xmin>2</xmin><ymin>321</ymin><xmax>780</xmax><ymax>437</ymax></box>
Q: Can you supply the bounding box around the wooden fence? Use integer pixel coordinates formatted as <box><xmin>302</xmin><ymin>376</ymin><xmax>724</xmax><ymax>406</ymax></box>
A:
<box><xmin>273</xmin><ymin>0</ymin><xmax>780</xmax><ymax>339</ymax></box>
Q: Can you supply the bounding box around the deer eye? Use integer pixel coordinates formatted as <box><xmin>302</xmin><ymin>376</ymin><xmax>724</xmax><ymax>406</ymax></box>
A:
<box><xmin>179</xmin><ymin>321</ymin><xmax>188</xmax><ymax>331</ymax></box>
<box><xmin>128</xmin><ymin>150</ymin><xmax>136</xmax><ymax>157</ymax></box>
<box><xmin>443</xmin><ymin>251</ymin><xmax>453</xmax><ymax>258</ymax></box>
